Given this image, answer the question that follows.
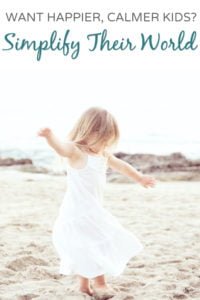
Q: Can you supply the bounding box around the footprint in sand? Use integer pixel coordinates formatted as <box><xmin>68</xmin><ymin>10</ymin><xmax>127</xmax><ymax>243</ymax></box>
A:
<box><xmin>172</xmin><ymin>293</ymin><xmax>187</xmax><ymax>299</ymax></box>
<box><xmin>130</xmin><ymin>263</ymin><xmax>145</xmax><ymax>268</ymax></box>
<box><xmin>190</xmin><ymin>280</ymin><xmax>200</xmax><ymax>288</ymax></box>
<box><xmin>17</xmin><ymin>250</ymin><xmax>32</xmax><ymax>255</ymax></box>
<box><xmin>183</xmin><ymin>286</ymin><xmax>196</xmax><ymax>294</ymax></box>
<box><xmin>24</xmin><ymin>266</ymin><xmax>62</xmax><ymax>280</ymax></box>
<box><xmin>62</xmin><ymin>291</ymin><xmax>94</xmax><ymax>300</ymax></box>
<box><xmin>8</xmin><ymin>222</ymin><xmax>39</xmax><ymax>229</ymax></box>
<box><xmin>176</xmin><ymin>272</ymin><xmax>190</xmax><ymax>280</ymax></box>
<box><xmin>116</xmin><ymin>286</ymin><xmax>130</xmax><ymax>292</ymax></box>
<box><xmin>164</xmin><ymin>283</ymin><xmax>177</xmax><ymax>290</ymax></box>
<box><xmin>118</xmin><ymin>280</ymin><xmax>144</xmax><ymax>288</ymax></box>
<box><xmin>112</xmin><ymin>293</ymin><xmax>135</xmax><ymax>300</ymax></box>
<box><xmin>17</xmin><ymin>294</ymin><xmax>38</xmax><ymax>300</ymax></box>
<box><xmin>6</xmin><ymin>255</ymin><xmax>48</xmax><ymax>271</ymax></box>
<box><xmin>27</xmin><ymin>242</ymin><xmax>46</xmax><ymax>252</ymax></box>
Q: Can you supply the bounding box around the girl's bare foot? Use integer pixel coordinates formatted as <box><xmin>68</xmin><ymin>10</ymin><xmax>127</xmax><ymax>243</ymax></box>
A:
<box><xmin>92</xmin><ymin>283</ymin><xmax>116</xmax><ymax>299</ymax></box>
<box><xmin>80</xmin><ymin>286</ymin><xmax>94</xmax><ymax>296</ymax></box>
<box><xmin>77</xmin><ymin>274</ymin><xmax>94</xmax><ymax>296</ymax></box>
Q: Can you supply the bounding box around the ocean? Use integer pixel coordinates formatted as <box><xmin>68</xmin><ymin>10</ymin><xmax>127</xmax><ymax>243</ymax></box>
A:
<box><xmin>0</xmin><ymin>134</ymin><xmax>200</xmax><ymax>168</ymax></box>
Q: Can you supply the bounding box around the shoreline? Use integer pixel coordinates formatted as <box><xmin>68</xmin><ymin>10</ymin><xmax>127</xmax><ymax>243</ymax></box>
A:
<box><xmin>1</xmin><ymin>151</ymin><xmax>200</xmax><ymax>182</ymax></box>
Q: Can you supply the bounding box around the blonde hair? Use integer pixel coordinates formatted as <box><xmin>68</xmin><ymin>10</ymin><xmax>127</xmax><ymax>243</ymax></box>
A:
<box><xmin>68</xmin><ymin>107</ymin><xmax>120</xmax><ymax>153</ymax></box>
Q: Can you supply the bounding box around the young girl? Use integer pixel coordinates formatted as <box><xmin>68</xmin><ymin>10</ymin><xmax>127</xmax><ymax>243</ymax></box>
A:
<box><xmin>37</xmin><ymin>107</ymin><xmax>156</xmax><ymax>299</ymax></box>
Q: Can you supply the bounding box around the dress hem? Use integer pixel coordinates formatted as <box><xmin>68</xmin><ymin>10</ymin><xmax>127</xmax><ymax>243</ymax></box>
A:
<box><xmin>58</xmin><ymin>244</ymin><xmax>144</xmax><ymax>279</ymax></box>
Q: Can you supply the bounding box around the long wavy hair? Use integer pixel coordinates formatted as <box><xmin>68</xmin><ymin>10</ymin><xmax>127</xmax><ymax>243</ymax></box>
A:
<box><xmin>67</xmin><ymin>107</ymin><xmax>120</xmax><ymax>153</ymax></box>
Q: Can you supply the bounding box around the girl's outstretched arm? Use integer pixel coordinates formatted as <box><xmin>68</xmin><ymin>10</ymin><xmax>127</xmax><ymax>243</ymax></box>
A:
<box><xmin>37</xmin><ymin>127</ymin><xmax>77</xmax><ymax>158</ymax></box>
<box><xmin>107</xmin><ymin>153</ymin><xmax>156</xmax><ymax>188</ymax></box>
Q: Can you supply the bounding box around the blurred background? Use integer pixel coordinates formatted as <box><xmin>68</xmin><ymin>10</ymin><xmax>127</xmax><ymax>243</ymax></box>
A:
<box><xmin>0</xmin><ymin>68</ymin><xmax>199</xmax><ymax>168</ymax></box>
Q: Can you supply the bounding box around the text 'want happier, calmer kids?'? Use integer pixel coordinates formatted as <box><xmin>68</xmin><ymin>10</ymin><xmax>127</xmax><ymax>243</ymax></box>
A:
<box><xmin>4</xmin><ymin>11</ymin><xmax>197</xmax><ymax>23</ymax></box>
<box><xmin>0</xmin><ymin>29</ymin><xmax>198</xmax><ymax>61</ymax></box>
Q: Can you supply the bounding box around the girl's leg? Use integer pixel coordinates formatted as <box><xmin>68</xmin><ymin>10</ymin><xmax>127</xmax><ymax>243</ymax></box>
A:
<box><xmin>93</xmin><ymin>274</ymin><xmax>108</xmax><ymax>288</ymax></box>
<box><xmin>92</xmin><ymin>274</ymin><xmax>116</xmax><ymax>297</ymax></box>
<box><xmin>77</xmin><ymin>274</ymin><xmax>93</xmax><ymax>296</ymax></box>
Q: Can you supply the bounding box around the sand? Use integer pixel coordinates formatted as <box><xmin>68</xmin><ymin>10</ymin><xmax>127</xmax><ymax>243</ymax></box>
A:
<box><xmin>0</xmin><ymin>169</ymin><xmax>200</xmax><ymax>300</ymax></box>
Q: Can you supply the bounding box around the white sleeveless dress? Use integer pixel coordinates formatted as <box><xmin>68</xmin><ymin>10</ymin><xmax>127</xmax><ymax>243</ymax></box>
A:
<box><xmin>52</xmin><ymin>153</ymin><xmax>144</xmax><ymax>278</ymax></box>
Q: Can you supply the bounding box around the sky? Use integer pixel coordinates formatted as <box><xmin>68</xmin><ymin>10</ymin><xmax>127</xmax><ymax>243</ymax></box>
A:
<box><xmin>0</xmin><ymin>0</ymin><xmax>200</xmax><ymax>154</ymax></box>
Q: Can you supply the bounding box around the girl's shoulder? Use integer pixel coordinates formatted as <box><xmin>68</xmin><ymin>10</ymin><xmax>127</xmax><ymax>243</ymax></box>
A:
<box><xmin>103</xmin><ymin>150</ymin><xmax>113</xmax><ymax>161</ymax></box>
<box><xmin>66</xmin><ymin>142</ymin><xmax>88</xmax><ymax>169</ymax></box>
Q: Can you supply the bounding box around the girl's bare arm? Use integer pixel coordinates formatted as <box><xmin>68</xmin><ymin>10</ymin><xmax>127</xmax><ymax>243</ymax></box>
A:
<box><xmin>107</xmin><ymin>153</ymin><xmax>156</xmax><ymax>188</ymax></box>
<box><xmin>37</xmin><ymin>127</ymin><xmax>78</xmax><ymax>158</ymax></box>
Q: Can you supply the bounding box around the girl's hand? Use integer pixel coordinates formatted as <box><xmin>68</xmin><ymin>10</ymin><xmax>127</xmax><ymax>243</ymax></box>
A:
<box><xmin>138</xmin><ymin>175</ymin><xmax>156</xmax><ymax>188</ymax></box>
<box><xmin>37</xmin><ymin>127</ymin><xmax>52</xmax><ymax>138</ymax></box>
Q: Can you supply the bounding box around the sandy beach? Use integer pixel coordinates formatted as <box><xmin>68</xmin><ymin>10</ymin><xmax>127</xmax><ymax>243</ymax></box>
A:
<box><xmin>0</xmin><ymin>169</ymin><xmax>200</xmax><ymax>300</ymax></box>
